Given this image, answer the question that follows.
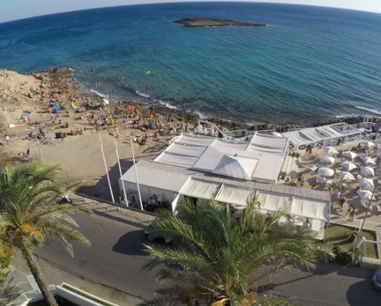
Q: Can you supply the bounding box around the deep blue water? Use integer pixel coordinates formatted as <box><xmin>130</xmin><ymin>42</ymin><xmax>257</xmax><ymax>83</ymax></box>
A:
<box><xmin>1</xmin><ymin>2</ymin><xmax>381</xmax><ymax>124</ymax></box>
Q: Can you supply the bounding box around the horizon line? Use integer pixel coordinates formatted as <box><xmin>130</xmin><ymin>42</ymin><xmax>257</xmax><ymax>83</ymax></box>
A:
<box><xmin>1</xmin><ymin>1</ymin><xmax>381</xmax><ymax>25</ymax></box>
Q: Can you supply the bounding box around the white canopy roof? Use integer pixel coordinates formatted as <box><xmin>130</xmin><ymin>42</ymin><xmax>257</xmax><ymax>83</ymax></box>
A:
<box><xmin>213</xmin><ymin>155</ymin><xmax>258</xmax><ymax>179</ymax></box>
<box><xmin>155</xmin><ymin>133</ymin><xmax>288</xmax><ymax>183</ymax></box>
<box><xmin>258</xmin><ymin>192</ymin><xmax>291</xmax><ymax>212</ymax></box>
<box><xmin>291</xmin><ymin>197</ymin><xmax>329</xmax><ymax>221</ymax></box>
<box><xmin>180</xmin><ymin>178</ymin><xmax>221</xmax><ymax>199</ymax></box>
<box><xmin>121</xmin><ymin>161</ymin><xmax>331</xmax><ymax>222</ymax></box>
<box><xmin>282</xmin><ymin>124</ymin><xmax>362</xmax><ymax>147</ymax></box>
<box><xmin>120</xmin><ymin>163</ymin><xmax>189</xmax><ymax>193</ymax></box>
<box><xmin>215</xmin><ymin>184</ymin><xmax>256</xmax><ymax>206</ymax></box>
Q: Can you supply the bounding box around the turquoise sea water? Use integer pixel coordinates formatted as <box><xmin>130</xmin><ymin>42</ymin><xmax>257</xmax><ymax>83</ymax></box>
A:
<box><xmin>1</xmin><ymin>2</ymin><xmax>381</xmax><ymax>124</ymax></box>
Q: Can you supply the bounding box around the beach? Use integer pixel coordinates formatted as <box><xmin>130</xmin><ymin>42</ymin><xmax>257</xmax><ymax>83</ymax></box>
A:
<box><xmin>0</xmin><ymin>68</ymin><xmax>248</xmax><ymax>203</ymax></box>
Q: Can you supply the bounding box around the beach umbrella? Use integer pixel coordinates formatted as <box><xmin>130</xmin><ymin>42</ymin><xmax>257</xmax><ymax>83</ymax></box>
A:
<box><xmin>362</xmin><ymin>141</ymin><xmax>374</xmax><ymax>148</ymax></box>
<box><xmin>323</xmin><ymin>146</ymin><xmax>338</xmax><ymax>155</ymax></box>
<box><xmin>125</xmin><ymin>105</ymin><xmax>133</xmax><ymax>111</ymax></box>
<box><xmin>361</xmin><ymin>166</ymin><xmax>375</xmax><ymax>177</ymax></box>
<box><xmin>103</xmin><ymin>98</ymin><xmax>110</xmax><ymax>105</ymax></box>
<box><xmin>358</xmin><ymin>177</ymin><xmax>374</xmax><ymax>188</ymax></box>
<box><xmin>320</xmin><ymin>155</ymin><xmax>335</xmax><ymax>164</ymax></box>
<box><xmin>361</xmin><ymin>156</ymin><xmax>376</xmax><ymax>165</ymax></box>
<box><xmin>318</xmin><ymin>167</ymin><xmax>334</xmax><ymax>177</ymax></box>
<box><xmin>289</xmin><ymin>170</ymin><xmax>298</xmax><ymax>179</ymax></box>
<box><xmin>337</xmin><ymin>171</ymin><xmax>355</xmax><ymax>181</ymax></box>
<box><xmin>342</xmin><ymin>151</ymin><xmax>357</xmax><ymax>160</ymax></box>
<box><xmin>357</xmin><ymin>190</ymin><xmax>374</xmax><ymax>201</ymax></box>
<box><xmin>340</xmin><ymin>161</ymin><xmax>357</xmax><ymax>171</ymax></box>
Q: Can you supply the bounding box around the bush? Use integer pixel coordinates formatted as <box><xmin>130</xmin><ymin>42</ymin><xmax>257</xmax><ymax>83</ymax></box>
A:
<box><xmin>332</xmin><ymin>246</ymin><xmax>353</xmax><ymax>266</ymax></box>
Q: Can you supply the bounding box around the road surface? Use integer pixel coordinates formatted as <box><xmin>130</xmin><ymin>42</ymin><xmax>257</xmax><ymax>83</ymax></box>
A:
<box><xmin>37</xmin><ymin>212</ymin><xmax>381</xmax><ymax>305</ymax></box>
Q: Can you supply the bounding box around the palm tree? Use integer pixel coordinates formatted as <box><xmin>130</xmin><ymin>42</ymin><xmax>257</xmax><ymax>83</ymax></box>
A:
<box><xmin>0</xmin><ymin>163</ymin><xmax>91</xmax><ymax>306</ymax></box>
<box><xmin>142</xmin><ymin>197</ymin><xmax>333</xmax><ymax>306</ymax></box>
<box><xmin>0</xmin><ymin>271</ymin><xmax>20</xmax><ymax>306</ymax></box>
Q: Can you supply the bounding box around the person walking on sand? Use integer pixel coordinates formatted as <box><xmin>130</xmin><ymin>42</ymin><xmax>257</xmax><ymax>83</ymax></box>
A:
<box><xmin>5</xmin><ymin>135</ymin><xmax>10</xmax><ymax>144</ymax></box>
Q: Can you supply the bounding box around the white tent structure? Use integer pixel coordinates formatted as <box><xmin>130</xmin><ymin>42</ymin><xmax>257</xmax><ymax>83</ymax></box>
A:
<box><xmin>154</xmin><ymin>133</ymin><xmax>289</xmax><ymax>183</ymax></box>
<box><xmin>282</xmin><ymin>123</ymin><xmax>363</xmax><ymax>151</ymax></box>
<box><xmin>120</xmin><ymin>159</ymin><xmax>331</xmax><ymax>238</ymax></box>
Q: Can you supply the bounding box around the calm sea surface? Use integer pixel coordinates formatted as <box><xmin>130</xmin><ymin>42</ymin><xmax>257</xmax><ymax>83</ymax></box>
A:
<box><xmin>1</xmin><ymin>2</ymin><xmax>381</xmax><ymax>124</ymax></box>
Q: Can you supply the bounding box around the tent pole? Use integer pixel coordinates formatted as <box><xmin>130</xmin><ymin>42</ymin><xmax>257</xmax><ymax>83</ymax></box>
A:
<box><xmin>130</xmin><ymin>134</ymin><xmax>144</xmax><ymax>211</ymax></box>
<box><xmin>99</xmin><ymin>132</ymin><xmax>115</xmax><ymax>203</ymax></box>
<box><xmin>113</xmin><ymin>131</ymin><xmax>128</xmax><ymax>207</ymax></box>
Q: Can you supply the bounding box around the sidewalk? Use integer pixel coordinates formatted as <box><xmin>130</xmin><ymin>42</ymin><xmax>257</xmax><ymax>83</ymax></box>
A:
<box><xmin>330</xmin><ymin>213</ymin><xmax>381</xmax><ymax>258</ymax></box>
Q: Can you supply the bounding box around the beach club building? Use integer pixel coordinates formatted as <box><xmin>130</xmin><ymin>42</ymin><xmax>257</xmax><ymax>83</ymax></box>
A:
<box><xmin>120</xmin><ymin>133</ymin><xmax>331</xmax><ymax>237</ymax></box>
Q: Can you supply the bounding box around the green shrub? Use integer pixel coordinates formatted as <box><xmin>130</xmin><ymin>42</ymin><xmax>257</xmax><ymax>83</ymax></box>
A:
<box><xmin>332</xmin><ymin>246</ymin><xmax>353</xmax><ymax>265</ymax></box>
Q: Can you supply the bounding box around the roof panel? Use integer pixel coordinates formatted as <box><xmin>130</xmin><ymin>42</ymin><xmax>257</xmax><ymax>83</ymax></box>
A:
<box><xmin>180</xmin><ymin>178</ymin><xmax>221</xmax><ymax>199</ymax></box>
<box><xmin>155</xmin><ymin>152</ymin><xmax>198</xmax><ymax>168</ymax></box>
<box><xmin>215</xmin><ymin>184</ymin><xmax>256</xmax><ymax>206</ymax></box>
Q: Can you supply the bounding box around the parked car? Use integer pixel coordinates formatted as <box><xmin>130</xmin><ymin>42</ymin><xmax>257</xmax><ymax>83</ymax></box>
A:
<box><xmin>372</xmin><ymin>269</ymin><xmax>381</xmax><ymax>291</ymax></box>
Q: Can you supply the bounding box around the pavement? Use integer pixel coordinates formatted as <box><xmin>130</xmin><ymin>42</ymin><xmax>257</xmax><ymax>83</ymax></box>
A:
<box><xmin>10</xmin><ymin>195</ymin><xmax>381</xmax><ymax>306</ymax></box>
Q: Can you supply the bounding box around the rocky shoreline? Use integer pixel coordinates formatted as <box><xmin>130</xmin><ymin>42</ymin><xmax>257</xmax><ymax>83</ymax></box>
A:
<box><xmin>174</xmin><ymin>18</ymin><xmax>266</xmax><ymax>28</ymax></box>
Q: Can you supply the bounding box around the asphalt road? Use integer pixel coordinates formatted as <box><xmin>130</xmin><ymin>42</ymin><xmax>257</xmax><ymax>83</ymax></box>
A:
<box><xmin>37</xmin><ymin>212</ymin><xmax>381</xmax><ymax>306</ymax></box>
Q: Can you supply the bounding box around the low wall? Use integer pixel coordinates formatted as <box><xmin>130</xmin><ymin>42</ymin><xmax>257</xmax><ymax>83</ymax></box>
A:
<box><xmin>56</xmin><ymin>283</ymin><xmax>118</xmax><ymax>306</ymax></box>
<box><xmin>361</xmin><ymin>257</ymin><xmax>381</xmax><ymax>270</ymax></box>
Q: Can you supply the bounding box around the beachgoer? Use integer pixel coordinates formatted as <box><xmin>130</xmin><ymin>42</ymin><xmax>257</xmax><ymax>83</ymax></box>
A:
<box><xmin>338</xmin><ymin>197</ymin><xmax>346</xmax><ymax>212</ymax></box>
<box><xmin>305</xmin><ymin>145</ymin><xmax>309</xmax><ymax>156</ymax></box>
<box><xmin>5</xmin><ymin>135</ymin><xmax>9</xmax><ymax>144</ymax></box>
<box><xmin>357</xmin><ymin>143</ymin><xmax>362</xmax><ymax>150</ymax></box>
<box><xmin>349</xmin><ymin>205</ymin><xmax>356</xmax><ymax>221</ymax></box>
<box><xmin>335</xmin><ymin>189</ymin><xmax>341</xmax><ymax>201</ymax></box>
<box><xmin>26</xmin><ymin>148</ymin><xmax>30</xmax><ymax>156</ymax></box>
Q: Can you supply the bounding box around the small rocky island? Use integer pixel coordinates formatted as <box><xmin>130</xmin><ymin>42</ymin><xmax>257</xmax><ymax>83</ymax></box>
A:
<box><xmin>174</xmin><ymin>18</ymin><xmax>266</xmax><ymax>28</ymax></box>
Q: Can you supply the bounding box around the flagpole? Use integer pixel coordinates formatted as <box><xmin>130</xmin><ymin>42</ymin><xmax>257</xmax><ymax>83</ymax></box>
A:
<box><xmin>113</xmin><ymin>131</ymin><xmax>128</xmax><ymax>207</ymax></box>
<box><xmin>99</xmin><ymin>132</ymin><xmax>115</xmax><ymax>203</ymax></box>
<box><xmin>130</xmin><ymin>133</ymin><xmax>144</xmax><ymax>210</ymax></box>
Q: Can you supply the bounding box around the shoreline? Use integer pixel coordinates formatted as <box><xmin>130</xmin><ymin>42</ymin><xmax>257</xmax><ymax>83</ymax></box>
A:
<box><xmin>13</xmin><ymin>67</ymin><xmax>376</xmax><ymax>133</ymax></box>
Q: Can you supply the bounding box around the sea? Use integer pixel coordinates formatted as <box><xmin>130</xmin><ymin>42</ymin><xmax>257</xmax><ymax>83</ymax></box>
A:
<box><xmin>1</xmin><ymin>2</ymin><xmax>381</xmax><ymax>125</ymax></box>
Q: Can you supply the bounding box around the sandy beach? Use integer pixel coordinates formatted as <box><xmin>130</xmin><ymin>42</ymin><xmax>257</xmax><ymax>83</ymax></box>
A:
<box><xmin>0</xmin><ymin>68</ymin><xmax>204</xmax><ymax>201</ymax></box>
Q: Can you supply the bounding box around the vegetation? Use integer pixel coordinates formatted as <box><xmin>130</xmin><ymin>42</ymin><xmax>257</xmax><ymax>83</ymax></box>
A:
<box><xmin>0</xmin><ymin>271</ymin><xmax>20</xmax><ymax>306</ymax></box>
<box><xmin>142</xmin><ymin>197</ymin><xmax>333</xmax><ymax>306</ymax></box>
<box><xmin>0</xmin><ymin>163</ymin><xmax>91</xmax><ymax>306</ymax></box>
<box><xmin>316</xmin><ymin>224</ymin><xmax>377</xmax><ymax>264</ymax></box>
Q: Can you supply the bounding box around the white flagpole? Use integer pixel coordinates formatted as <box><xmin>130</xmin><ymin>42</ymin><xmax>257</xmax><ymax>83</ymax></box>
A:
<box><xmin>113</xmin><ymin>131</ymin><xmax>128</xmax><ymax>207</ymax></box>
<box><xmin>130</xmin><ymin>133</ymin><xmax>143</xmax><ymax>210</ymax></box>
<box><xmin>98</xmin><ymin>132</ymin><xmax>115</xmax><ymax>203</ymax></box>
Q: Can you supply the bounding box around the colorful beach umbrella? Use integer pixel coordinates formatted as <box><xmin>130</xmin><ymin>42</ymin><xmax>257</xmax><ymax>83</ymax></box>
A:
<box><xmin>340</xmin><ymin>161</ymin><xmax>357</xmax><ymax>171</ymax></box>
<box><xmin>342</xmin><ymin>151</ymin><xmax>357</xmax><ymax>160</ymax></box>
<box><xmin>320</xmin><ymin>155</ymin><xmax>335</xmax><ymax>164</ymax></box>
<box><xmin>361</xmin><ymin>166</ymin><xmax>375</xmax><ymax>177</ymax></box>
<box><xmin>323</xmin><ymin>146</ymin><xmax>338</xmax><ymax>155</ymax></box>
<box><xmin>318</xmin><ymin>167</ymin><xmax>334</xmax><ymax>177</ymax></box>
<box><xmin>125</xmin><ymin>105</ymin><xmax>133</xmax><ymax>111</ymax></box>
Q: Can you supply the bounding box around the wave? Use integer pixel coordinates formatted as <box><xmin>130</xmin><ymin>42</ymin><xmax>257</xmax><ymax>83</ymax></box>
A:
<box><xmin>156</xmin><ymin>99</ymin><xmax>177</xmax><ymax>110</ymax></box>
<box><xmin>135</xmin><ymin>90</ymin><xmax>150</xmax><ymax>98</ymax></box>
<box><xmin>90</xmin><ymin>89</ymin><xmax>109</xmax><ymax>99</ymax></box>
<box><xmin>354</xmin><ymin>105</ymin><xmax>381</xmax><ymax>116</ymax></box>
